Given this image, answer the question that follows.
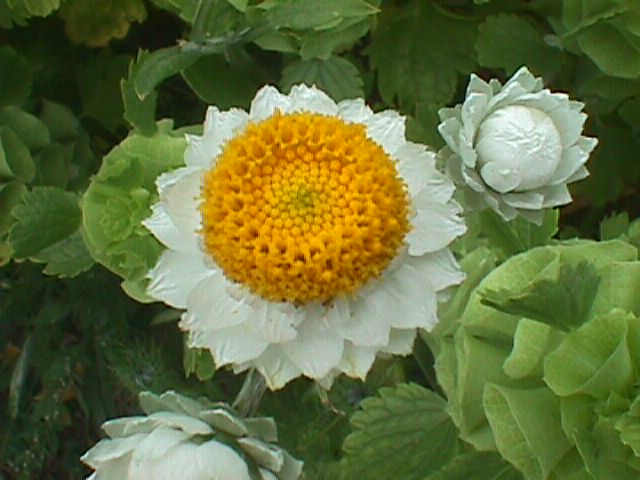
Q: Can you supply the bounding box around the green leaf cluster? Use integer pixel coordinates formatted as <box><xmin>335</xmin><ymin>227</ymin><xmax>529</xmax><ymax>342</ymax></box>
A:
<box><xmin>82</xmin><ymin>122</ymin><xmax>186</xmax><ymax>301</ymax></box>
<box><xmin>0</xmin><ymin>0</ymin><xmax>60</xmax><ymax>28</ymax></box>
<box><xmin>433</xmin><ymin>240</ymin><xmax>640</xmax><ymax>479</ymax></box>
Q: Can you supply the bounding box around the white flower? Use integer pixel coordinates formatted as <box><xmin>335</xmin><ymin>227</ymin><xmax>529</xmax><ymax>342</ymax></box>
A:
<box><xmin>438</xmin><ymin>66</ymin><xmax>598</xmax><ymax>224</ymax></box>
<box><xmin>81</xmin><ymin>390</ymin><xmax>302</xmax><ymax>480</ymax></box>
<box><xmin>144</xmin><ymin>84</ymin><xmax>466</xmax><ymax>389</ymax></box>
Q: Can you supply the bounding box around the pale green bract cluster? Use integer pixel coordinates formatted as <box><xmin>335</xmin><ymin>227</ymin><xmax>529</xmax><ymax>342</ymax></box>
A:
<box><xmin>81</xmin><ymin>390</ymin><xmax>303</xmax><ymax>480</ymax></box>
<box><xmin>433</xmin><ymin>240</ymin><xmax>640</xmax><ymax>479</ymax></box>
<box><xmin>438</xmin><ymin>66</ymin><xmax>597</xmax><ymax>224</ymax></box>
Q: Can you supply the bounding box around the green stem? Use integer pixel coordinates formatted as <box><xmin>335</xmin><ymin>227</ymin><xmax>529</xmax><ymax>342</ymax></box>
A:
<box><xmin>232</xmin><ymin>368</ymin><xmax>267</xmax><ymax>417</ymax></box>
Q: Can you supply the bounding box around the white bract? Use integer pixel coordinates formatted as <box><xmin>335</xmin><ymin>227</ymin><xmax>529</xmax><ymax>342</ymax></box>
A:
<box><xmin>81</xmin><ymin>391</ymin><xmax>302</xmax><ymax>480</ymax></box>
<box><xmin>143</xmin><ymin>84</ymin><xmax>466</xmax><ymax>390</ymax></box>
<box><xmin>438</xmin><ymin>66</ymin><xmax>598</xmax><ymax>223</ymax></box>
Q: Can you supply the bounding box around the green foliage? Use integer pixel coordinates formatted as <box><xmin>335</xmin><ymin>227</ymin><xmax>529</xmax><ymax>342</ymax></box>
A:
<box><xmin>82</xmin><ymin>123</ymin><xmax>186</xmax><ymax>301</ymax></box>
<box><xmin>0</xmin><ymin>47</ymin><xmax>32</xmax><ymax>107</ymax></box>
<box><xmin>280</xmin><ymin>56</ymin><xmax>364</xmax><ymax>101</ymax></box>
<box><xmin>58</xmin><ymin>0</ymin><xmax>147</xmax><ymax>47</ymax></box>
<box><xmin>434</xmin><ymin>240</ymin><xmax>640</xmax><ymax>479</ymax></box>
<box><xmin>341</xmin><ymin>383</ymin><xmax>459</xmax><ymax>480</ymax></box>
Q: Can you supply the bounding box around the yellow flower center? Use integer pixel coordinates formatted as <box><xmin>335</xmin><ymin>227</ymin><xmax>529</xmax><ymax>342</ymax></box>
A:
<box><xmin>201</xmin><ymin>112</ymin><xmax>410</xmax><ymax>304</ymax></box>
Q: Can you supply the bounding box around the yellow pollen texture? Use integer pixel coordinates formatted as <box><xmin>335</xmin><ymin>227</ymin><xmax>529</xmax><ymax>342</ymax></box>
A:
<box><xmin>201</xmin><ymin>112</ymin><xmax>410</xmax><ymax>304</ymax></box>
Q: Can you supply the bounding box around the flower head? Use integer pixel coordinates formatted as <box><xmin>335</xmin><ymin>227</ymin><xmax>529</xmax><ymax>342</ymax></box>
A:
<box><xmin>144</xmin><ymin>84</ymin><xmax>466</xmax><ymax>389</ymax></box>
<box><xmin>81</xmin><ymin>390</ymin><xmax>303</xmax><ymax>480</ymax></box>
<box><xmin>438</xmin><ymin>66</ymin><xmax>598</xmax><ymax>223</ymax></box>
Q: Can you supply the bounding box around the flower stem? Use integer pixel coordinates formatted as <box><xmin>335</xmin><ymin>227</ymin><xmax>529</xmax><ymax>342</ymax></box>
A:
<box><xmin>232</xmin><ymin>368</ymin><xmax>267</xmax><ymax>417</ymax></box>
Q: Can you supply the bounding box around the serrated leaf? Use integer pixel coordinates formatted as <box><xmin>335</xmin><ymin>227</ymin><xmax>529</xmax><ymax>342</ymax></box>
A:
<box><xmin>38</xmin><ymin>100</ymin><xmax>79</xmax><ymax>143</ymax></box>
<box><xmin>263</xmin><ymin>0</ymin><xmax>378</xmax><ymax>30</ymax></box>
<box><xmin>427</xmin><ymin>451</ymin><xmax>524</xmax><ymax>480</ymax></box>
<box><xmin>280</xmin><ymin>56</ymin><xmax>364</xmax><ymax>101</ymax></box>
<box><xmin>476</xmin><ymin>14</ymin><xmax>566</xmax><ymax>76</ymax></box>
<box><xmin>369</xmin><ymin>1</ymin><xmax>477</xmax><ymax>112</ymax></box>
<box><xmin>483</xmin><ymin>384</ymin><xmax>572</xmax><ymax>480</ymax></box>
<box><xmin>30</xmin><ymin>227</ymin><xmax>94</xmax><ymax>277</ymax></box>
<box><xmin>481</xmin><ymin>261</ymin><xmax>601</xmax><ymax>331</ymax></box>
<box><xmin>121</xmin><ymin>77</ymin><xmax>158</xmax><ymax>136</ymax></box>
<box><xmin>33</xmin><ymin>143</ymin><xmax>72</xmax><ymax>188</ymax></box>
<box><xmin>0</xmin><ymin>46</ymin><xmax>32</xmax><ymax>107</ymax></box>
<box><xmin>299</xmin><ymin>17</ymin><xmax>373</xmax><ymax>60</ymax></box>
<box><xmin>342</xmin><ymin>383</ymin><xmax>458</xmax><ymax>480</ymax></box>
<box><xmin>577</xmin><ymin>20</ymin><xmax>640</xmax><ymax>79</ymax></box>
<box><xmin>9</xmin><ymin>186</ymin><xmax>81</xmax><ymax>258</ymax></box>
<box><xmin>600</xmin><ymin>213</ymin><xmax>630</xmax><ymax>240</ymax></box>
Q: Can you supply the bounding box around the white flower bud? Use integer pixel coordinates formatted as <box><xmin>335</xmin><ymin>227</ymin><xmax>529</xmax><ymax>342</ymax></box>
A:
<box><xmin>438</xmin><ymin>66</ymin><xmax>598</xmax><ymax>223</ymax></box>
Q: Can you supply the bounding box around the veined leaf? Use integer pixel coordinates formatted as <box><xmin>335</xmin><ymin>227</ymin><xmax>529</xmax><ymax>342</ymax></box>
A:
<box><xmin>262</xmin><ymin>0</ymin><xmax>378</xmax><ymax>30</ymax></box>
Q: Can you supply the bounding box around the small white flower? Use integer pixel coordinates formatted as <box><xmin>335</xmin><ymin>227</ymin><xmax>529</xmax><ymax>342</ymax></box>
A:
<box><xmin>144</xmin><ymin>84</ymin><xmax>466</xmax><ymax>389</ymax></box>
<box><xmin>438</xmin><ymin>66</ymin><xmax>598</xmax><ymax>223</ymax></box>
<box><xmin>81</xmin><ymin>391</ymin><xmax>302</xmax><ymax>480</ymax></box>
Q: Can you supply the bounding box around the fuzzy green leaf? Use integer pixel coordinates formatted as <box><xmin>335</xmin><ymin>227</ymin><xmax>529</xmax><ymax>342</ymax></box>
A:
<box><xmin>342</xmin><ymin>383</ymin><xmax>459</xmax><ymax>480</ymax></box>
<box><xmin>299</xmin><ymin>17</ymin><xmax>373</xmax><ymax>60</ymax></box>
<box><xmin>369</xmin><ymin>1</ymin><xmax>477</xmax><ymax>112</ymax></box>
<box><xmin>30</xmin><ymin>228</ymin><xmax>94</xmax><ymax>277</ymax></box>
<box><xmin>280</xmin><ymin>56</ymin><xmax>364</xmax><ymax>101</ymax></box>
<box><xmin>8</xmin><ymin>186</ymin><xmax>81</xmax><ymax>258</ymax></box>
<box><xmin>477</xmin><ymin>14</ymin><xmax>566</xmax><ymax>76</ymax></box>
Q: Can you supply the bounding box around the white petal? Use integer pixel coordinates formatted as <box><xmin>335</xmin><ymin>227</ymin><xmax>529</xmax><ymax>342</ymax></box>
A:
<box><xmin>147</xmin><ymin>411</ymin><xmax>213</xmax><ymax>435</ymax></box>
<box><xmin>84</xmin><ymin>455</ymin><xmax>131</xmax><ymax>480</ymax></box>
<box><xmin>130</xmin><ymin>426</ymin><xmax>190</xmax><ymax>461</ymax></box>
<box><xmin>248</xmin><ymin>302</ymin><xmax>299</xmax><ymax>343</ymax></box>
<box><xmin>395</xmin><ymin>142</ymin><xmax>436</xmax><ymax>196</ymax></box>
<box><xmin>404</xmin><ymin>248</ymin><xmax>465</xmax><ymax>292</ymax></box>
<box><xmin>157</xmin><ymin>167</ymin><xmax>202</xmax><ymax>246</ymax></box>
<box><xmin>181</xmin><ymin>271</ymin><xmax>252</xmax><ymax>331</ymax></box>
<box><xmin>549</xmin><ymin>144</ymin><xmax>589</xmax><ymax>184</ymax></box>
<box><xmin>333</xmin><ymin>294</ymin><xmax>391</xmax><ymax>347</ymax></box>
<box><xmin>337</xmin><ymin>342</ymin><xmax>377</xmax><ymax>380</ymax></box>
<box><xmin>288</xmin><ymin>84</ymin><xmax>338</xmax><ymax>115</ymax></box>
<box><xmin>103</xmin><ymin>413</ymin><xmax>211</xmax><ymax>438</ymax></box>
<box><xmin>144</xmin><ymin>202</ymin><xmax>197</xmax><ymax>254</ymax></box>
<box><xmin>364</xmin><ymin>110</ymin><xmax>406</xmax><ymax>155</ymax></box>
<box><xmin>407</xmin><ymin>190</ymin><xmax>466</xmax><ymax>255</ymax></box>
<box><xmin>185</xmin><ymin>107</ymin><xmax>249</xmax><ymax>169</ymax></box>
<box><xmin>282</xmin><ymin>315</ymin><xmax>344</xmax><ymax>378</ymax></box>
<box><xmin>382</xmin><ymin>329</ymin><xmax>417</xmax><ymax>354</ymax></box>
<box><xmin>437</xmin><ymin>115</ymin><xmax>462</xmax><ymax>152</ymax></box>
<box><xmin>189</xmin><ymin>323</ymin><xmax>269</xmax><ymax>366</ymax></box>
<box><xmin>337</xmin><ymin>98</ymin><xmax>374</xmax><ymax>124</ymax></box>
<box><xmin>502</xmin><ymin>190</ymin><xmax>544</xmax><ymax>209</ymax></box>
<box><xmin>81</xmin><ymin>435</ymin><xmax>145</xmax><ymax>467</ymax></box>
<box><xmin>195</xmin><ymin>441</ymin><xmax>251</xmax><ymax>480</ymax></box>
<box><xmin>252</xmin><ymin>346</ymin><xmax>303</xmax><ymax>390</ymax></box>
<box><xmin>250</xmin><ymin>85</ymin><xmax>292</xmax><ymax>121</ymax></box>
<box><xmin>541</xmin><ymin>184</ymin><xmax>572</xmax><ymax>207</ymax></box>
<box><xmin>147</xmin><ymin>250</ymin><xmax>212</xmax><ymax>308</ymax></box>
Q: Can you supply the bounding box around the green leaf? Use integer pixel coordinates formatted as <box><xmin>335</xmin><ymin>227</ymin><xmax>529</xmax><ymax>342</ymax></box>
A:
<box><xmin>427</xmin><ymin>451</ymin><xmax>524</xmax><ymax>480</ymax></box>
<box><xmin>0</xmin><ymin>46</ymin><xmax>32</xmax><ymax>107</ymax></box>
<box><xmin>0</xmin><ymin>126</ymin><xmax>35</xmax><ymax>182</ymax></box>
<box><xmin>369</xmin><ymin>1</ymin><xmax>477</xmax><ymax>112</ymax></box>
<box><xmin>481</xmin><ymin>261</ymin><xmax>601</xmax><ymax>331</ymax></box>
<box><xmin>182</xmin><ymin>50</ymin><xmax>269</xmax><ymax>109</ymax></box>
<box><xmin>280</xmin><ymin>56</ymin><xmax>364</xmax><ymax>101</ymax></box>
<box><xmin>600</xmin><ymin>212</ymin><xmax>630</xmax><ymax>240</ymax></box>
<box><xmin>121</xmin><ymin>77</ymin><xmax>158</xmax><ymax>136</ymax></box>
<box><xmin>480</xmin><ymin>208</ymin><xmax>559</xmax><ymax>258</ymax></box>
<box><xmin>32</xmin><ymin>143</ymin><xmax>72</xmax><ymax>188</ymax></box>
<box><xmin>30</xmin><ymin>228</ymin><xmax>95</xmax><ymax>277</ymax></box>
<box><xmin>0</xmin><ymin>180</ymin><xmax>26</xmax><ymax>235</ymax></box>
<box><xmin>183</xmin><ymin>347</ymin><xmax>216</xmax><ymax>381</ymax></box>
<box><xmin>483</xmin><ymin>384</ymin><xmax>573</xmax><ymax>480</ymax></box>
<box><xmin>59</xmin><ymin>0</ymin><xmax>146</xmax><ymax>47</ymax></box>
<box><xmin>342</xmin><ymin>384</ymin><xmax>459</xmax><ymax>480</ymax></box>
<box><xmin>299</xmin><ymin>17</ymin><xmax>373</xmax><ymax>60</ymax></box>
<box><xmin>543</xmin><ymin>309</ymin><xmax>636</xmax><ymax>398</ymax></box>
<box><xmin>476</xmin><ymin>14</ymin><xmax>567</xmax><ymax>77</ymax></box>
<box><xmin>0</xmin><ymin>106</ymin><xmax>50</xmax><ymax>151</ymax></box>
<box><xmin>8</xmin><ymin>186</ymin><xmax>81</xmax><ymax>258</ymax></box>
<box><xmin>262</xmin><ymin>0</ymin><xmax>378</xmax><ymax>30</ymax></box>
<box><xmin>78</xmin><ymin>52</ymin><xmax>130</xmax><ymax>133</ymax></box>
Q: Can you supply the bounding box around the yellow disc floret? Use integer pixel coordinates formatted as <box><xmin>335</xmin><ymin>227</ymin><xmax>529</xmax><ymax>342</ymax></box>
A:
<box><xmin>201</xmin><ymin>112</ymin><xmax>410</xmax><ymax>304</ymax></box>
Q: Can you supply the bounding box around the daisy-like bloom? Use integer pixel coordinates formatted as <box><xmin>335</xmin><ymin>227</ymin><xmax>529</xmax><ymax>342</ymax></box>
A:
<box><xmin>81</xmin><ymin>390</ymin><xmax>303</xmax><ymax>480</ymax></box>
<box><xmin>438</xmin><ymin>66</ymin><xmax>598</xmax><ymax>224</ymax></box>
<box><xmin>144</xmin><ymin>84</ymin><xmax>466</xmax><ymax>389</ymax></box>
